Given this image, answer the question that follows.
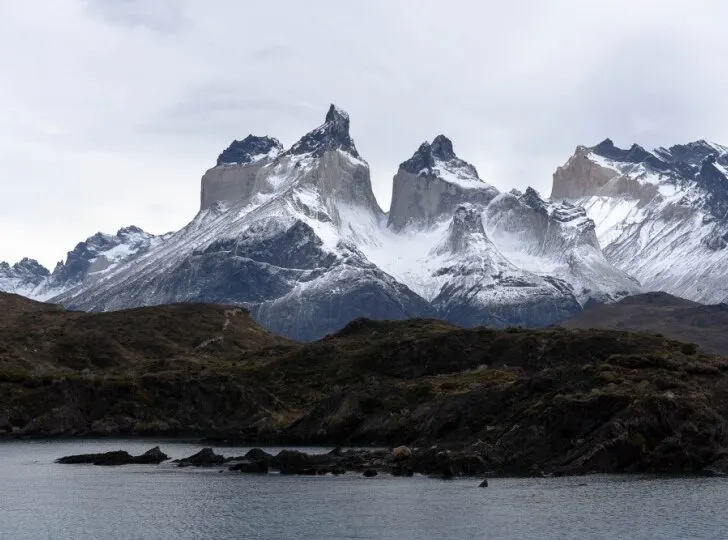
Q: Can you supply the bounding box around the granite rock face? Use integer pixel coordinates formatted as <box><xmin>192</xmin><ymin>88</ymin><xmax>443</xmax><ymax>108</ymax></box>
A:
<box><xmin>388</xmin><ymin>135</ymin><xmax>498</xmax><ymax>231</ymax></box>
<box><xmin>201</xmin><ymin>135</ymin><xmax>283</xmax><ymax>211</ymax></box>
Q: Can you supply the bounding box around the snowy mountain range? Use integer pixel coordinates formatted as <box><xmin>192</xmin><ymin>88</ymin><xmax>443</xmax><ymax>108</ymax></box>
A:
<box><xmin>5</xmin><ymin>104</ymin><xmax>701</xmax><ymax>341</ymax></box>
<box><xmin>553</xmin><ymin>138</ymin><xmax>728</xmax><ymax>304</ymax></box>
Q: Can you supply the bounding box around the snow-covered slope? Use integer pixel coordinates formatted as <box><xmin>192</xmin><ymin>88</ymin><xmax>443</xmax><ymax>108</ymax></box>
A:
<box><xmin>362</xmin><ymin>138</ymin><xmax>593</xmax><ymax>326</ymax></box>
<box><xmin>2</xmin><ymin>106</ymin><xmax>643</xmax><ymax>340</ymax></box>
<box><xmin>553</xmin><ymin>139</ymin><xmax>728</xmax><ymax>304</ymax></box>
<box><xmin>32</xmin><ymin>226</ymin><xmax>165</xmax><ymax>301</ymax></box>
<box><xmin>484</xmin><ymin>187</ymin><xmax>640</xmax><ymax>305</ymax></box>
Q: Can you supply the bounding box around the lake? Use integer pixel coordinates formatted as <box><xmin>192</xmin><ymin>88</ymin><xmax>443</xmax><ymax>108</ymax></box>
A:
<box><xmin>0</xmin><ymin>439</ymin><xmax>726</xmax><ymax>539</ymax></box>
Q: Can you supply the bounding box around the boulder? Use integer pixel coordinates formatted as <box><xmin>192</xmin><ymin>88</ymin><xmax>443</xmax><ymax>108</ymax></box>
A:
<box><xmin>244</xmin><ymin>448</ymin><xmax>273</xmax><ymax>464</ymax></box>
<box><xmin>271</xmin><ymin>449</ymin><xmax>328</xmax><ymax>474</ymax></box>
<box><xmin>392</xmin><ymin>445</ymin><xmax>412</xmax><ymax>461</ymax></box>
<box><xmin>363</xmin><ymin>469</ymin><xmax>378</xmax><ymax>477</ymax></box>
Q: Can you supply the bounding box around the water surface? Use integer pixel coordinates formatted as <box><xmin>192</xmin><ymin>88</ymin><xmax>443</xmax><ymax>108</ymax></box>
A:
<box><xmin>0</xmin><ymin>439</ymin><xmax>725</xmax><ymax>539</ymax></box>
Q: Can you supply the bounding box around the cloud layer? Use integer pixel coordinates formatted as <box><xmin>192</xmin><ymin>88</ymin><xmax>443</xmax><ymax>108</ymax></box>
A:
<box><xmin>2</xmin><ymin>0</ymin><xmax>727</xmax><ymax>267</ymax></box>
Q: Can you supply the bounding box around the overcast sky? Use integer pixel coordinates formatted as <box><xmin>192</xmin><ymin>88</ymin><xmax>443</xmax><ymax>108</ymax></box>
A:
<box><xmin>2</xmin><ymin>1</ymin><xmax>728</xmax><ymax>268</ymax></box>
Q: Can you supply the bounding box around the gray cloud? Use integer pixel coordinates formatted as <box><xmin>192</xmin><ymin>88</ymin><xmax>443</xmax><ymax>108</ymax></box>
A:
<box><xmin>1</xmin><ymin>0</ymin><xmax>728</xmax><ymax>268</ymax></box>
<box><xmin>84</xmin><ymin>0</ymin><xmax>191</xmax><ymax>32</ymax></box>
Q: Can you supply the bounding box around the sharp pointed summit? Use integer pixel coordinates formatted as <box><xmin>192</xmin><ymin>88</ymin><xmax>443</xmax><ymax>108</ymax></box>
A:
<box><xmin>430</xmin><ymin>134</ymin><xmax>457</xmax><ymax>161</ymax></box>
<box><xmin>287</xmin><ymin>104</ymin><xmax>360</xmax><ymax>158</ymax></box>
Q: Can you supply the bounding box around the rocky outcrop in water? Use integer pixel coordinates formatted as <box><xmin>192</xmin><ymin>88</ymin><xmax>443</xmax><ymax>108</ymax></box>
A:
<box><xmin>57</xmin><ymin>446</ymin><xmax>169</xmax><ymax>466</ymax></box>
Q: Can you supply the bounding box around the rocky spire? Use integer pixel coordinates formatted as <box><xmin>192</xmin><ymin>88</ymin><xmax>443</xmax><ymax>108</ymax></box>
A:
<box><xmin>430</xmin><ymin>134</ymin><xmax>457</xmax><ymax>161</ymax></box>
<box><xmin>287</xmin><ymin>104</ymin><xmax>360</xmax><ymax>158</ymax></box>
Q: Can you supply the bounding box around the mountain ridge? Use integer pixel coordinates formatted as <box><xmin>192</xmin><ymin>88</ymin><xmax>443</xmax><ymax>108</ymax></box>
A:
<box><xmin>553</xmin><ymin>137</ymin><xmax>728</xmax><ymax>304</ymax></box>
<box><xmin>1</xmin><ymin>105</ymin><xmax>653</xmax><ymax>339</ymax></box>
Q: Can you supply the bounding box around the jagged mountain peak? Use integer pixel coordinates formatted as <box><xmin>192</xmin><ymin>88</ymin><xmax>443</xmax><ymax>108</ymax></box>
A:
<box><xmin>552</xmin><ymin>135</ymin><xmax>728</xmax><ymax>305</ymax></box>
<box><xmin>522</xmin><ymin>186</ymin><xmax>546</xmax><ymax>204</ymax></box>
<box><xmin>400</xmin><ymin>135</ymin><xmax>479</xmax><ymax>181</ymax></box>
<box><xmin>0</xmin><ymin>257</ymin><xmax>50</xmax><ymax>296</ymax></box>
<box><xmin>325</xmin><ymin>103</ymin><xmax>349</xmax><ymax>123</ymax></box>
<box><xmin>388</xmin><ymin>136</ymin><xmax>498</xmax><ymax>230</ymax></box>
<box><xmin>287</xmin><ymin>103</ymin><xmax>360</xmax><ymax>159</ymax></box>
<box><xmin>591</xmin><ymin>139</ymin><xmax>654</xmax><ymax>164</ymax></box>
<box><xmin>12</xmin><ymin>257</ymin><xmax>50</xmax><ymax>276</ymax></box>
<box><xmin>216</xmin><ymin>135</ymin><xmax>283</xmax><ymax>166</ymax></box>
<box><xmin>430</xmin><ymin>135</ymin><xmax>456</xmax><ymax>161</ymax></box>
<box><xmin>1</xmin><ymin>258</ymin><xmax>50</xmax><ymax>278</ymax></box>
<box><xmin>659</xmin><ymin>140</ymin><xmax>728</xmax><ymax>167</ymax></box>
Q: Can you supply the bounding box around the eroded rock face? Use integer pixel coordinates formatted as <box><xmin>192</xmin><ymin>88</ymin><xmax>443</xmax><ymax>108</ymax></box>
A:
<box><xmin>200</xmin><ymin>160</ymin><xmax>273</xmax><ymax>211</ymax></box>
<box><xmin>387</xmin><ymin>135</ymin><xmax>498</xmax><ymax>231</ymax></box>
<box><xmin>200</xmin><ymin>135</ymin><xmax>283</xmax><ymax>211</ymax></box>
<box><xmin>551</xmin><ymin>145</ymin><xmax>620</xmax><ymax>199</ymax></box>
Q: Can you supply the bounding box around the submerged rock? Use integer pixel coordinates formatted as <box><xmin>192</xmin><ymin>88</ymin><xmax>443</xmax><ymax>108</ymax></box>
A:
<box><xmin>176</xmin><ymin>448</ymin><xmax>225</xmax><ymax>467</ymax></box>
<box><xmin>229</xmin><ymin>461</ymin><xmax>270</xmax><ymax>474</ymax></box>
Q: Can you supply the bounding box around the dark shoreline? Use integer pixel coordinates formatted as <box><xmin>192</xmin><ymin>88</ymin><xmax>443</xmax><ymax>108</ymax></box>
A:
<box><xmin>5</xmin><ymin>297</ymin><xmax>728</xmax><ymax>479</ymax></box>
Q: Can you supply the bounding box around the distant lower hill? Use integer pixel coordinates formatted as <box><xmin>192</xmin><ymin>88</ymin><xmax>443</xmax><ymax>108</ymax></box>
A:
<box><xmin>0</xmin><ymin>291</ymin><xmax>292</xmax><ymax>374</ymax></box>
<box><xmin>560</xmin><ymin>292</ymin><xmax>728</xmax><ymax>356</ymax></box>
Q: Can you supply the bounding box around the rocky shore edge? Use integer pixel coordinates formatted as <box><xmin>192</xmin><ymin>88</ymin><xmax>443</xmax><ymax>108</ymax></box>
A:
<box><xmin>56</xmin><ymin>445</ymin><xmax>500</xmax><ymax>482</ymax></box>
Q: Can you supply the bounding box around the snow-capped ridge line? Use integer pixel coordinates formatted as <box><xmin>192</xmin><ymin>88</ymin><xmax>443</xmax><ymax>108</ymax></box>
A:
<box><xmin>2</xmin><ymin>107</ymin><xmax>673</xmax><ymax>340</ymax></box>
